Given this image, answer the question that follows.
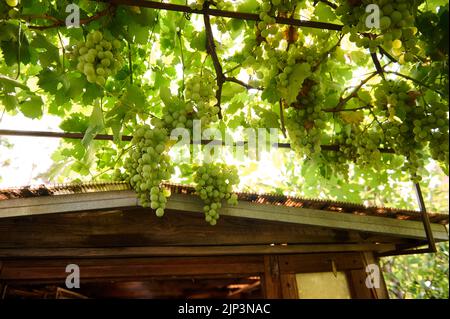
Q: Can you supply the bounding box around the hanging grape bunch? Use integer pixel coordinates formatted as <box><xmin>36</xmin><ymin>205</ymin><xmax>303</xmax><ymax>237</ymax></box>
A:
<box><xmin>161</xmin><ymin>99</ymin><xmax>196</xmax><ymax>131</ymax></box>
<box><xmin>124</xmin><ymin>125</ymin><xmax>174</xmax><ymax>217</ymax></box>
<box><xmin>184</xmin><ymin>70</ymin><xmax>220</xmax><ymax>126</ymax></box>
<box><xmin>193</xmin><ymin>163</ymin><xmax>239</xmax><ymax>225</ymax></box>
<box><xmin>336</xmin><ymin>0</ymin><xmax>419</xmax><ymax>61</ymax></box>
<box><xmin>71</xmin><ymin>30</ymin><xmax>123</xmax><ymax>86</ymax></box>
<box><xmin>373</xmin><ymin>80</ymin><xmax>449</xmax><ymax>180</ymax></box>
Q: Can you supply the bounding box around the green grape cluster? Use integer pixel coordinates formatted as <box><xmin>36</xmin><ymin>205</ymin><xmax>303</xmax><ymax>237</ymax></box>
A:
<box><xmin>193</xmin><ymin>163</ymin><xmax>240</xmax><ymax>226</ymax></box>
<box><xmin>71</xmin><ymin>30</ymin><xmax>123</xmax><ymax>86</ymax></box>
<box><xmin>124</xmin><ymin>125</ymin><xmax>174</xmax><ymax>217</ymax></box>
<box><xmin>184</xmin><ymin>71</ymin><xmax>220</xmax><ymax>126</ymax></box>
<box><xmin>339</xmin><ymin>127</ymin><xmax>383</xmax><ymax>168</ymax></box>
<box><xmin>336</xmin><ymin>0</ymin><xmax>419</xmax><ymax>60</ymax></box>
<box><xmin>285</xmin><ymin>80</ymin><xmax>327</xmax><ymax>159</ymax></box>
<box><xmin>189</xmin><ymin>0</ymin><xmax>205</xmax><ymax>10</ymax></box>
<box><xmin>256</xmin><ymin>0</ymin><xmax>277</xmax><ymax>39</ymax></box>
<box><xmin>374</xmin><ymin>80</ymin><xmax>438</xmax><ymax>181</ymax></box>
<box><xmin>374</xmin><ymin>80</ymin><xmax>413</xmax><ymax>121</ymax></box>
<box><xmin>160</xmin><ymin>98</ymin><xmax>195</xmax><ymax>131</ymax></box>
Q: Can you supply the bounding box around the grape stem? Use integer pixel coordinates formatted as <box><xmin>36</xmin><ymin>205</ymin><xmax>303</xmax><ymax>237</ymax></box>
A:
<box><xmin>279</xmin><ymin>100</ymin><xmax>287</xmax><ymax>138</ymax></box>
<box><xmin>176</xmin><ymin>29</ymin><xmax>186</xmax><ymax>95</ymax></box>
<box><xmin>15</xmin><ymin>22</ymin><xmax>21</xmax><ymax>80</ymax></box>
<box><xmin>224</xmin><ymin>77</ymin><xmax>263</xmax><ymax>91</ymax></box>
<box><xmin>127</xmin><ymin>41</ymin><xmax>133</xmax><ymax>85</ymax></box>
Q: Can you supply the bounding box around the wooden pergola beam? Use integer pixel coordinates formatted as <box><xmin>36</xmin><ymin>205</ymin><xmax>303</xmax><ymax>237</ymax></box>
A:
<box><xmin>93</xmin><ymin>0</ymin><xmax>344</xmax><ymax>31</ymax></box>
<box><xmin>0</xmin><ymin>129</ymin><xmax>396</xmax><ymax>153</ymax></box>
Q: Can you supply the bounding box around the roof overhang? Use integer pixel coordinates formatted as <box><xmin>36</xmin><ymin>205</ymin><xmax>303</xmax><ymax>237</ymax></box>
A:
<box><xmin>0</xmin><ymin>190</ymin><xmax>448</xmax><ymax>242</ymax></box>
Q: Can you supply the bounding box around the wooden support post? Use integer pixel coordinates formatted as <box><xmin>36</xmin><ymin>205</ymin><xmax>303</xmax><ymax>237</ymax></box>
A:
<box><xmin>362</xmin><ymin>252</ymin><xmax>389</xmax><ymax>299</ymax></box>
<box><xmin>280</xmin><ymin>274</ymin><xmax>298</xmax><ymax>299</ymax></box>
<box><xmin>347</xmin><ymin>252</ymin><xmax>389</xmax><ymax>299</ymax></box>
<box><xmin>262</xmin><ymin>255</ymin><xmax>282</xmax><ymax>299</ymax></box>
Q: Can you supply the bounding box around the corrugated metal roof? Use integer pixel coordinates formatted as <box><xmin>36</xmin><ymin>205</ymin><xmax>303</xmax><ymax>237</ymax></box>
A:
<box><xmin>0</xmin><ymin>182</ymin><xmax>448</xmax><ymax>225</ymax></box>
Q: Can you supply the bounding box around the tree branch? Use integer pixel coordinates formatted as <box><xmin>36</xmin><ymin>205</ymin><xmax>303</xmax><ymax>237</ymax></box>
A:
<box><xmin>378</xmin><ymin>46</ymin><xmax>398</xmax><ymax>64</ymax></box>
<box><xmin>386</xmin><ymin>71</ymin><xmax>446</xmax><ymax>97</ymax></box>
<box><xmin>371</xmin><ymin>52</ymin><xmax>385</xmax><ymax>79</ymax></box>
<box><xmin>25</xmin><ymin>4</ymin><xmax>115</xmax><ymax>30</ymax></box>
<box><xmin>127</xmin><ymin>41</ymin><xmax>133</xmax><ymax>84</ymax></box>
<box><xmin>324</xmin><ymin>105</ymin><xmax>372</xmax><ymax>113</ymax></box>
<box><xmin>224</xmin><ymin>77</ymin><xmax>263</xmax><ymax>91</ymax></box>
<box><xmin>203</xmin><ymin>2</ymin><xmax>225</xmax><ymax>119</ymax></box>
<box><xmin>328</xmin><ymin>71</ymin><xmax>380</xmax><ymax>112</ymax></box>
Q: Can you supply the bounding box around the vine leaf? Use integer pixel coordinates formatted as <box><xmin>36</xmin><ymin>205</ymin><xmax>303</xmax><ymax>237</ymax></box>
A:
<box><xmin>82</xmin><ymin>103</ymin><xmax>104</xmax><ymax>149</ymax></box>
<box><xmin>20</xmin><ymin>95</ymin><xmax>43</xmax><ymax>119</ymax></box>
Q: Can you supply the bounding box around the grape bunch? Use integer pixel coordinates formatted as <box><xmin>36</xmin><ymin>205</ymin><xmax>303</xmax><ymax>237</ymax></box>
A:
<box><xmin>374</xmin><ymin>80</ymin><xmax>432</xmax><ymax>181</ymax></box>
<box><xmin>71</xmin><ymin>30</ymin><xmax>123</xmax><ymax>86</ymax></box>
<box><xmin>161</xmin><ymin>99</ymin><xmax>195</xmax><ymax>131</ymax></box>
<box><xmin>285</xmin><ymin>80</ymin><xmax>327</xmax><ymax>159</ymax></box>
<box><xmin>184</xmin><ymin>71</ymin><xmax>220</xmax><ymax>126</ymax></box>
<box><xmin>124</xmin><ymin>125</ymin><xmax>174</xmax><ymax>217</ymax></box>
<box><xmin>188</xmin><ymin>0</ymin><xmax>205</xmax><ymax>10</ymax></box>
<box><xmin>193</xmin><ymin>163</ymin><xmax>239</xmax><ymax>225</ymax></box>
<box><xmin>189</xmin><ymin>0</ymin><xmax>232</xmax><ymax>10</ymax></box>
<box><xmin>374</xmin><ymin>80</ymin><xmax>413</xmax><ymax>121</ymax></box>
<box><xmin>340</xmin><ymin>127</ymin><xmax>383</xmax><ymax>168</ymax></box>
<box><xmin>336</xmin><ymin>0</ymin><xmax>420</xmax><ymax>60</ymax></box>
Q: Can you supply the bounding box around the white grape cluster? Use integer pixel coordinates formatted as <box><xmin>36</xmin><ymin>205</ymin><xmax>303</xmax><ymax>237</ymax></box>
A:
<box><xmin>374</xmin><ymin>80</ymin><xmax>412</xmax><ymax>121</ymax></box>
<box><xmin>256</xmin><ymin>0</ymin><xmax>278</xmax><ymax>39</ymax></box>
<box><xmin>185</xmin><ymin>71</ymin><xmax>220</xmax><ymax>126</ymax></box>
<box><xmin>375</xmin><ymin>80</ymin><xmax>428</xmax><ymax>181</ymax></box>
<box><xmin>285</xmin><ymin>80</ymin><xmax>327</xmax><ymax>159</ymax></box>
<box><xmin>336</xmin><ymin>0</ymin><xmax>419</xmax><ymax>60</ymax></box>
<box><xmin>189</xmin><ymin>0</ymin><xmax>205</xmax><ymax>10</ymax></box>
<box><xmin>377</xmin><ymin>82</ymin><xmax>449</xmax><ymax>181</ymax></box>
<box><xmin>427</xmin><ymin>102</ymin><xmax>449</xmax><ymax>164</ymax></box>
<box><xmin>160</xmin><ymin>99</ymin><xmax>195</xmax><ymax>131</ymax></box>
<box><xmin>189</xmin><ymin>0</ymin><xmax>231</xmax><ymax>10</ymax></box>
<box><xmin>341</xmin><ymin>128</ymin><xmax>382</xmax><ymax>168</ymax></box>
<box><xmin>124</xmin><ymin>125</ymin><xmax>174</xmax><ymax>217</ymax></box>
<box><xmin>193</xmin><ymin>163</ymin><xmax>239</xmax><ymax>226</ymax></box>
<box><xmin>71</xmin><ymin>30</ymin><xmax>123</xmax><ymax>86</ymax></box>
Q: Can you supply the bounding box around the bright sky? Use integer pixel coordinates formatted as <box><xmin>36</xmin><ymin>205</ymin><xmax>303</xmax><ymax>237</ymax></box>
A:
<box><xmin>0</xmin><ymin>113</ymin><xmax>61</xmax><ymax>187</ymax></box>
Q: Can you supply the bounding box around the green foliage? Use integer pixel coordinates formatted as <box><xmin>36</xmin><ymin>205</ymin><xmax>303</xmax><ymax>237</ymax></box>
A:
<box><xmin>382</xmin><ymin>242</ymin><xmax>449</xmax><ymax>299</ymax></box>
